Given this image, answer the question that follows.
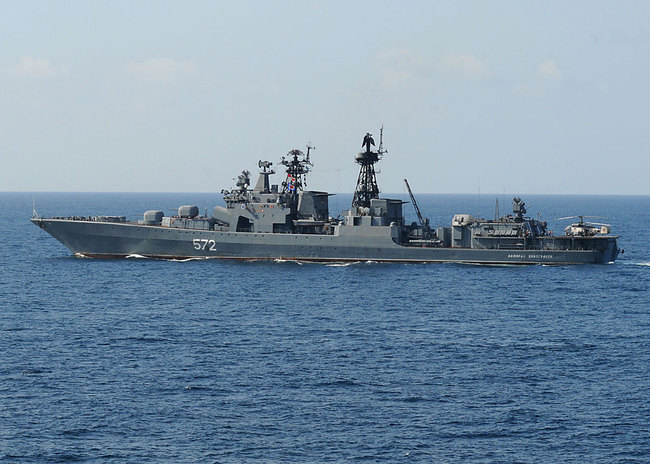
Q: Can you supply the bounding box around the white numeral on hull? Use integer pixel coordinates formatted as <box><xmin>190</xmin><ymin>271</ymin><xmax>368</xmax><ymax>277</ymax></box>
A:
<box><xmin>192</xmin><ymin>238</ymin><xmax>217</xmax><ymax>251</ymax></box>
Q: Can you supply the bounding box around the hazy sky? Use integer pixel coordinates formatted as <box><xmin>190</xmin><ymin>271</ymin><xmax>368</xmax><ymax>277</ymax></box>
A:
<box><xmin>2</xmin><ymin>1</ymin><xmax>649</xmax><ymax>194</ymax></box>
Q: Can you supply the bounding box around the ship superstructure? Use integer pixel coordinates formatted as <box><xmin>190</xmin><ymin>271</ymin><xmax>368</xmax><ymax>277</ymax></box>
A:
<box><xmin>32</xmin><ymin>131</ymin><xmax>620</xmax><ymax>264</ymax></box>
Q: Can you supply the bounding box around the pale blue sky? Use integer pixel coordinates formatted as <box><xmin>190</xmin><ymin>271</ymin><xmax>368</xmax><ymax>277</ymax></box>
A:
<box><xmin>1</xmin><ymin>1</ymin><xmax>649</xmax><ymax>194</ymax></box>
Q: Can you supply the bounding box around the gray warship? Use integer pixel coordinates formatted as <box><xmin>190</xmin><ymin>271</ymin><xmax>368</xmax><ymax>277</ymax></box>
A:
<box><xmin>32</xmin><ymin>131</ymin><xmax>619</xmax><ymax>264</ymax></box>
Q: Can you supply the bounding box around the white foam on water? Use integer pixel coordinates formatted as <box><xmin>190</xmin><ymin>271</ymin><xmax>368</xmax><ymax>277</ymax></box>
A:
<box><xmin>269</xmin><ymin>258</ymin><xmax>302</xmax><ymax>265</ymax></box>
<box><xmin>125</xmin><ymin>254</ymin><xmax>147</xmax><ymax>259</ymax></box>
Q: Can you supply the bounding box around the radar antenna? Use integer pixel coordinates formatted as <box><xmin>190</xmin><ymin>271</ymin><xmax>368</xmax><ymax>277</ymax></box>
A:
<box><xmin>236</xmin><ymin>170</ymin><xmax>251</xmax><ymax>191</ymax></box>
<box><xmin>512</xmin><ymin>196</ymin><xmax>527</xmax><ymax>222</ymax></box>
<box><xmin>280</xmin><ymin>145</ymin><xmax>313</xmax><ymax>194</ymax></box>
<box><xmin>254</xmin><ymin>160</ymin><xmax>275</xmax><ymax>193</ymax></box>
<box><xmin>352</xmin><ymin>127</ymin><xmax>384</xmax><ymax>208</ymax></box>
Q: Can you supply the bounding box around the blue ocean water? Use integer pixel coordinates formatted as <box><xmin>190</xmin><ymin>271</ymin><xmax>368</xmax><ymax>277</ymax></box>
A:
<box><xmin>1</xmin><ymin>192</ymin><xmax>649</xmax><ymax>463</ymax></box>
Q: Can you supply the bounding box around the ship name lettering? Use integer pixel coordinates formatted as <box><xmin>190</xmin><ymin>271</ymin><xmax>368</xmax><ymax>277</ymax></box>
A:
<box><xmin>508</xmin><ymin>253</ymin><xmax>553</xmax><ymax>259</ymax></box>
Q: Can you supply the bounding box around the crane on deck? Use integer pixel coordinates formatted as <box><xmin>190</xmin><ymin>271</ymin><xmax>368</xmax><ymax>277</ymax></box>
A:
<box><xmin>404</xmin><ymin>179</ymin><xmax>431</xmax><ymax>237</ymax></box>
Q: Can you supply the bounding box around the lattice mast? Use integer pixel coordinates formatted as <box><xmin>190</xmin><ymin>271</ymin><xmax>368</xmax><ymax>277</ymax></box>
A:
<box><xmin>280</xmin><ymin>144</ymin><xmax>314</xmax><ymax>195</ymax></box>
<box><xmin>352</xmin><ymin>127</ymin><xmax>385</xmax><ymax>208</ymax></box>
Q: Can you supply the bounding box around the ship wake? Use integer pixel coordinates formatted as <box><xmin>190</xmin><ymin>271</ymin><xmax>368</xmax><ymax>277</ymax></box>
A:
<box><xmin>625</xmin><ymin>261</ymin><xmax>650</xmax><ymax>267</ymax></box>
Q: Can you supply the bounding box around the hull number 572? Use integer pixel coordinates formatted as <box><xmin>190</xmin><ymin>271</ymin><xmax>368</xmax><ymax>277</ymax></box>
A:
<box><xmin>192</xmin><ymin>238</ymin><xmax>216</xmax><ymax>251</ymax></box>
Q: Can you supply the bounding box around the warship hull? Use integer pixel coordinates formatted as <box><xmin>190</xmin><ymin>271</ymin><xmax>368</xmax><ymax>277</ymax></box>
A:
<box><xmin>32</xmin><ymin>218</ymin><xmax>619</xmax><ymax>265</ymax></box>
<box><xmin>31</xmin><ymin>131</ymin><xmax>621</xmax><ymax>265</ymax></box>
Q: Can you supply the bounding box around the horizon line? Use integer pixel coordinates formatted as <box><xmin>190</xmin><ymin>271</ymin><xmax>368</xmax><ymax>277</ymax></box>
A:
<box><xmin>3</xmin><ymin>190</ymin><xmax>650</xmax><ymax>197</ymax></box>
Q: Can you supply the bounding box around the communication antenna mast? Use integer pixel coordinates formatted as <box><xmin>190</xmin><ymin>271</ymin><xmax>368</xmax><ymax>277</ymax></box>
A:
<box><xmin>378</xmin><ymin>125</ymin><xmax>386</xmax><ymax>156</ymax></box>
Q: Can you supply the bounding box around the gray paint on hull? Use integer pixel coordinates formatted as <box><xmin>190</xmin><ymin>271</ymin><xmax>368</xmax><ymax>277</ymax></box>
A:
<box><xmin>33</xmin><ymin>218</ymin><xmax>619</xmax><ymax>265</ymax></box>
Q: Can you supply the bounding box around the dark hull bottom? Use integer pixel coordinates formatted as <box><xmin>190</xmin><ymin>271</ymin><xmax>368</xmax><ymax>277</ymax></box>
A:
<box><xmin>34</xmin><ymin>219</ymin><xmax>619</xmax><ymax>265</ymax></box>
